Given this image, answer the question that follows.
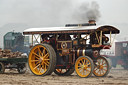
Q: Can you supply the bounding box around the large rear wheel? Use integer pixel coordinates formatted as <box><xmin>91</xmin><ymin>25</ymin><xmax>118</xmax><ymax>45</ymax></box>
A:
<box><xmin>93</xmin><ymin>56</ymin><xmax>110</xmax><ymax>77</ymax></box>
<box><xmin>28</xmin><ymin>44</ymin><xmax>56</xmax><ymax>76</ymax></box>
<box><xmin>75</xmin><ymin>56</ymin><xmax>94</xmax><ymax>78</ymax></box>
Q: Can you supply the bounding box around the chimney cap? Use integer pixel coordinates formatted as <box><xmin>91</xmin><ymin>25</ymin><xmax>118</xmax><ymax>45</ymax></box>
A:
<box><xmin>88</xmin><ymin>20</ymin><xmax>96</xmax><ymax>25</ymax></box>
<box><xmin>88</xmin><ymin>20</ymin><xmax>96</xmax><ymax>22</ymax></box>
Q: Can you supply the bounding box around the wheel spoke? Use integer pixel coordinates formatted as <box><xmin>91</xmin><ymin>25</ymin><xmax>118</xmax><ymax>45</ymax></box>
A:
<box><xmin>34</xmin><ymin>64</ymin><xmax>40</xmax><ymax>70</ymax></box>
<box><xmin>56</xmin><ymin>69</ymin><xmax>61</xmax><ymax>73</ymax></box>
<box><xmin>42</xmin><ymin>48</ymin><xmax>46</xmax><ymax>56</ymax></box>
<box><xmin>85</xmin><ymin>69</ymin><xmax>89</xmax><ymax>75</ymax></box>
<box><xmin>103</xmin><ymin>66</ymin><xmax>107</xmax><ymax>68</ymax></box>
<box><xmin>80</xmin><ymin>69</ymin><xmax>83</xmax><ymax>74</ymax></box>
<box><xmin>85</xmin><ymin>68</ymin><xmax>90</xmax><ymax>72</ymax></box>
<box><xmin>78</xmin><ymin>68</ymin><xmax>83</xmax><ymax>71</ymax></box>
<box><xmin>94</xmin><ymin>66</ymin><xmax>98</xmax><ymax>72</ymax></box>
<box><xmin>102</xmin><ymin>61</ymin><xmax>107</xmax><ymax>65</ymax></box>
<box><xmin>38</xmin><ymin>47</ymin><xmax>42</xmax><ymax>56</ymax></box>
<box><xmin>86</xmin><ymin>66</ymin><xmax>91</xmax><ymax>69</ymax></box>
<box><xmin>43</xmin><ymin>53</ymin><xmax>49</xmax><ymax>59</ymax></box>
<box><xmin>101</xmin><ymin>69</ymin><xmax>104</xmax><ymax>74</ymax></box>
<box><xmin>60</xmin><ymin>69</ymin><xmax>62</xmax><ymax>73</ymax></box>
<box><xmin>86</xmin><ymin>60</ymin><xmax>89</xmax><ymax>65</ymax></box>
<box><xmin>79</xmin><ymin>62</ymin><xmax>82</xmax><ymax>66</ymax></box>
<box><xmin>97</xmin><ymin>69</ymin><xmax>101</xmax><ymax>74</ymax></box>
<box><xmin>31</xmin><ymin>60</ymin><xmax>39</xmax><ymax>62</ymax></box>
<box><xmin>35</xmin><ymin>61</ymin><xmax>40</xmax><ymax>66</ymax></box>
<box><xmin>39</xmin><ymin>65</ymin><xmax>43</xmax><ymax>73</ymax></box>
<box><xmin>32</xmin><ymin>52</ymin><xmax>40</xmax><ymax>58</ymax></box>
<box><xmin>99</xmin><ymin>69</ymin><xmax>101</xmax><ymax>75</ymax></box>
<box><xmin>43</xmin><ymin>61</ymin><xmax>49</xmax><ymax>66</ymax></box>
<box><xmin>45</xmin><ymin>60</ymin><xmax>50</xmax><ymax>64</ymax></box>
<box><xmin>87</xmin><ymin>63</ymin><xmax>91</xmax><ymax>66</ymax></box>
<box><xmin>81</xmin><ymin>59</ymin><xmax>84</xmax><ymax>64</ymax></box>
<box><xmin>101</xmin><ymin>59</ymin><xmax>104</xmax><ymax>65</ymax></box>
<box><xmin>44</xmin><ymin>59</ymin><xmax>50</xmax><ymax>61</ymax></box>
<box><xmin>97</xmin><ymin>60</ymin><xmax>101</xmax><ymax>65</ymax></box>
<box><xmin>83</xmin><ymin>59</ymin><xmax>85</xmax><ymax>65</ymax></box>
<box><xmin>102</xmin><ymin>68</ymin><xmax>107</xmax><ymax>71</ymax></box>
<box><xmin>56</xmin><ymin>69</ymin><xmax>63</xmax><ymax>73</ymax></box>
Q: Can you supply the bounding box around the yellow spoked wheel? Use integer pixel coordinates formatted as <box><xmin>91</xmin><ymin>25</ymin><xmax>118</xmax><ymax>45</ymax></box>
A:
<box><xmin>54</xmin><ymin>68</ymin><xmax>75</xmax><ymax>76</ymax></box>
<box><xmin>75</xmin><ymin>56</ymin><xmax>94</xmax><ymax>78</ymax></box>
<box><xmin>28</xmin><ymin>44</ymin><xmax>56</xmax><ymax>76</ymax></box>
<box><xmin>93</xmin><ymin>56</ymin><xmax>110</xmax><ymax>77</ymax></box>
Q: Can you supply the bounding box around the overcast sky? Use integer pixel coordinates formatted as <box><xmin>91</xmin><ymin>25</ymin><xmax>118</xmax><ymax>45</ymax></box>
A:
<box><xmin>0</xmin><ymin>0</ymin><xmax>128</xmax><ymax>48</ymax></box>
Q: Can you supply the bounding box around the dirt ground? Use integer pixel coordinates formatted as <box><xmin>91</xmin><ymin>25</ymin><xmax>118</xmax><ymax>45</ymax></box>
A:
<box><xmin>0</xmin><ymin>67</ymin><xmax>128</xmax><ymax>85</ymax></box>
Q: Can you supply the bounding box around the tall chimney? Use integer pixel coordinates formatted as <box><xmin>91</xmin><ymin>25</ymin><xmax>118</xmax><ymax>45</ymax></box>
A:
<box><xmin>88</xmin><ymin>20</ymin><xmax>96</xmax><ymax>25</ymax></box>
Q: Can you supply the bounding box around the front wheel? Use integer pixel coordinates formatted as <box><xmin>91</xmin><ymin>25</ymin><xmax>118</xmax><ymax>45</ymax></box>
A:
<box><xmin>75</xmin><ymin>56</ymin><xmax>94</xmax><ymax>78</ymax></box>
<box><xmin>93</xmin><ymin>56</ymin><xmax>110</xmax><ymax>77</ymax></box>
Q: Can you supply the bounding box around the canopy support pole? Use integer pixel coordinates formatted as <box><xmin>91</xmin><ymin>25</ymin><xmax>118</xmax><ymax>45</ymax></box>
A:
<box><xmin>110</xmin><ymin>31</ymin><xmax>112</xmax><ymax>45</ymax></box>
<box><xmin>32</xmin><ymin>34</ymin><xmax>33</xmax><ymax>46</ymax></box>
<box><xmin>95</xmin><ymin>32</ymin><xmax>100</xmax><ymax>44</ymax></box>
<box><xmin>100</xmin><ymin>31</ymin><xmax>102</xmax><ymax>45</ymax></box>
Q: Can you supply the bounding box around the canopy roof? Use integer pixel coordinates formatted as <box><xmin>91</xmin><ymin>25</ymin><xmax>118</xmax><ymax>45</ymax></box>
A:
<box><xmin>96</xmin><ymin>25</ymin><xmax>120</xmax><ymax>34</ymax></box>
<box><xmin>23</xmin><ymin>25</ymin><xmax>120</xmax><ymax>35</ymax></box>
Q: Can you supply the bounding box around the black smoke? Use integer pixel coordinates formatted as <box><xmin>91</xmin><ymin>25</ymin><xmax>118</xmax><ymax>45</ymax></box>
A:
<box><xmin>72</xmin><ymin>1</ymin><xmax>101</xmax><ymax>23</ymax></box>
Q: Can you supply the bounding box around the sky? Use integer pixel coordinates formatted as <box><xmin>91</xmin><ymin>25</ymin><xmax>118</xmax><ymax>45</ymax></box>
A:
<box><xmin>0</xmin><ymin>0</ymin><xmax>128</xmax><ymax>48</ymax></box>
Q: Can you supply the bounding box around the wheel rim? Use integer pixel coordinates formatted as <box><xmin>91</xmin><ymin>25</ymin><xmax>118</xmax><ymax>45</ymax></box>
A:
<box><xmin>29</xmin><ymin>45</ymin><xmax>50</xmax><ymax>75</ymax></box>
<box><xmin>93</xmin><ymin>57</ymin><xmax>108</xmax><ymax>76</ymax></box>
<box><xmin>75</xmin><ymin>57</ymin><xmax>92</xmax><ymax>77</ymax></box>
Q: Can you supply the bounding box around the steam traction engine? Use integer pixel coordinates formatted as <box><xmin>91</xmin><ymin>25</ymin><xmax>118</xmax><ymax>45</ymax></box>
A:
<box><xmin>23</xmin><ymin>20</ymin><xmax>119</xmax><ymax>77</ymax></box>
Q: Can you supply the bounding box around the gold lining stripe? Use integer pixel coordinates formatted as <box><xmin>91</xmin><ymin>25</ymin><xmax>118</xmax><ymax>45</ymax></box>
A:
<box><xmin>77</xmin><ymin>48</ymin><xmax>80</xmax><ymax>57</ymax></box>
<box><xmin>82</xmin><ymin>48</ymin><xmax>85</xmax><ymax>56</ymax></box>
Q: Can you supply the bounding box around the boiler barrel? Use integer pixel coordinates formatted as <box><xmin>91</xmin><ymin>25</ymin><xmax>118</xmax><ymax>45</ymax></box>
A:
<box><xmin>75</xmin><ymin>48</ymin><xmax>93</xmax><ymax>58</ymax></box>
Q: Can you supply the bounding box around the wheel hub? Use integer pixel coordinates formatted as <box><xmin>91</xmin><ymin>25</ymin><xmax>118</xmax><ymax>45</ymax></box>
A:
<box><xmin>100</xmin><ymin>65</ymin><xmax>103</xmax><ymax>69</ymax></box>
<box><xmin>84</xmin><ymin>65</ymin><xmax>87</xmax><ymax>69</ymax></box>
<box><xmin>81</xmin><ymin>65</ymin><xmax>88</xmax><ymax>69</ymax></box>
<box><xmin>39</xmin><ymin>58</ymin><xmax>43</xmax><ymax>63</ymax></box>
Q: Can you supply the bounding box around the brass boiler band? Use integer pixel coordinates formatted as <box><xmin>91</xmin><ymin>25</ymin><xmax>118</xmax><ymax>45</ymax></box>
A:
<box><xmin>75</xmin><ymin>48</ymin><xmax>93</xmax><ymax>58</ymax></box>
